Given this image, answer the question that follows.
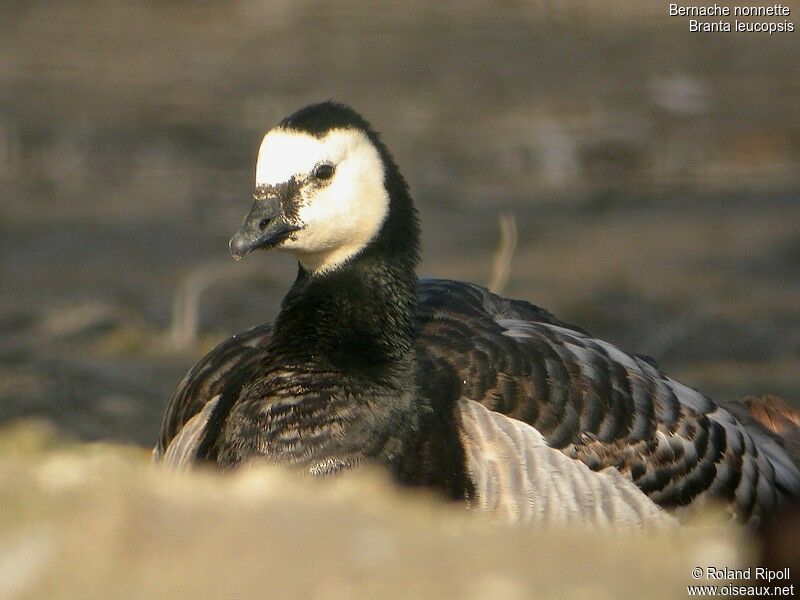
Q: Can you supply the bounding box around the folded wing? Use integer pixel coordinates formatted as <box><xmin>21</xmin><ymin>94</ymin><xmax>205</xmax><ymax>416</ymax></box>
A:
<box><xmin>417</xmin><ymin>279</ymin><xmax>800</xmax><ymax>523</ymax></box>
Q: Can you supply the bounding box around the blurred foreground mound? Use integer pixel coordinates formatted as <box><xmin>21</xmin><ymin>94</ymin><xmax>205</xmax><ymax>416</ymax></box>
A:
<box><xmin>0</xmin><ymin>421</ymin><xmax>753</xmax><ymax>600</ymax></box>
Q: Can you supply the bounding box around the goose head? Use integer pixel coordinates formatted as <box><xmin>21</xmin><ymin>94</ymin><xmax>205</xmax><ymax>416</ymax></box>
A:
<box><xmin>229</xmin><ymin>102</ymin><xmax>396</xmax><ymax>275</ymax></box>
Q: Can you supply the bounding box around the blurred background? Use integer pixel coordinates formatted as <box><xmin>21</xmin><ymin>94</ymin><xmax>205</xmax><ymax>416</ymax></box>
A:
<box><xmin>1</xmin><ymin>1</ymin><xmax>799</xmax><ymax>446</ymax></box>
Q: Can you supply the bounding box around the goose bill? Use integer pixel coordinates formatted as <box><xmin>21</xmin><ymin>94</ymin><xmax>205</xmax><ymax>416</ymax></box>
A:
<box><xmin>229</xmin><ymin>199</ymin><xmax>301</xmax><ymax>260</ymax></box>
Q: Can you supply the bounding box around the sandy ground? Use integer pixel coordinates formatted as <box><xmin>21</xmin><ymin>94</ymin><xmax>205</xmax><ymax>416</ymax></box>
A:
<box><xmin>0</xmin><ymin>422</ymin><xmax>756</xmax><ymax>600</ymax></box>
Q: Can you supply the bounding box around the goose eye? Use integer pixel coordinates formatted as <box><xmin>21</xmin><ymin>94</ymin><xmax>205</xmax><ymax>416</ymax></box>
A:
<box><xmin>313</xmin><ymin>163</ymin><xmax>335</xmax><ymax>180</ymax></box>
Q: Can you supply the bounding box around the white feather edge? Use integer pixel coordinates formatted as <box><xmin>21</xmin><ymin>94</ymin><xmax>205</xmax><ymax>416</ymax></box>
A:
<box><xmin>157</xmin><ymin>395</ymin><xmax>220</xmax><ymax>471</ymax></box>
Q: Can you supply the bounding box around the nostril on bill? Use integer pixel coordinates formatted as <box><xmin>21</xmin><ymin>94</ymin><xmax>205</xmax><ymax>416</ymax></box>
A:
<box><xmin>259</xmin><ymin>217</ymin><xmax>271</xmax><ymax>230</ymax></box>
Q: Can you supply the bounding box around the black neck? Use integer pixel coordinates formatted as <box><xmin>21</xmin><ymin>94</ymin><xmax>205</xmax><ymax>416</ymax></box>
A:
<box><xmin>268</xmin><ymin>252</ymin><xmax>418</xmax><ymax>375</ymax></box>
<box><xmin>269</xmin><ymin>150</ymin><xmax>420</xmax><ymax>377</ymax></box>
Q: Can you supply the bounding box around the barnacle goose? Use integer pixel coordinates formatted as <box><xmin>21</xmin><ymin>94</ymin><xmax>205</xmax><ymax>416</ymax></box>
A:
<box><xmin>155</xmin><ymin>101</ymin><xmax>800</xmax><ymax>527</ymax></box>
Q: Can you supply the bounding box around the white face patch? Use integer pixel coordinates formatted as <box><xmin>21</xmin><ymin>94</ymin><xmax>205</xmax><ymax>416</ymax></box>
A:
<box><xmin>254</xmin><ymin>128</ymin><xmax>389</xmax><ymax>274</ymax></box>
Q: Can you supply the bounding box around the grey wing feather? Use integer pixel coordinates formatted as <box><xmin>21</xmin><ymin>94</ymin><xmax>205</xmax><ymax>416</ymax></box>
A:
<box><xmin>457</xmin><ymin>399</ymin><xmax>676</xmax><ymax>527</ymax></box>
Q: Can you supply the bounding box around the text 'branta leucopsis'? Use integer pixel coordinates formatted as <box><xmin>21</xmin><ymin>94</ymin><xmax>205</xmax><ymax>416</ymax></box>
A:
<box><xmin>156</xmin><ymin>101</ymin><xmax>800</xmax><ymax>527</ymax></box>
